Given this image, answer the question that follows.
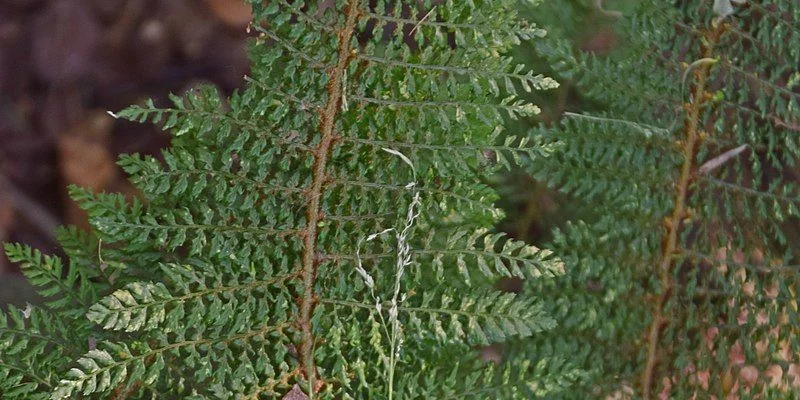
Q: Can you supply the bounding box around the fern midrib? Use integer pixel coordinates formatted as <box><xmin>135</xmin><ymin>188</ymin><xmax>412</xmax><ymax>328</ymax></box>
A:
<box><xmin>93</xmin><ymin>274</ymin><xmax>295</xmax><ymax>318</ymax></box>
<box><xmin>640</xmin><ymin>23</ymin><xmax>724</xmax><ymax>400</ymax></box>
<box><xmin>11</xmin><ymin>249</ymin><xmax>90</xmax><ymax>310</ymax></box>
<box><xmin>298</xmin><ymin>0</ymin><xmax>360</xmax><ymax>393</ymax></box>
<box><xmin>0</xmin><ymin>360</ymin><xmax>52</xmax><ymax>389</ymax></box>
<box><xmin>0</xmin><ymin>326</ymin><xmax>68</xmax><ymax>349</ymax></box>
<box><xmin>320</xmin><ymin>298</ymin><xmax>537</xmax><ymax>320</ymax></box>
<box><xmin>65</xmin><ymin>322</ymin><xmax>290</xmax><ymax>397</ymax></box>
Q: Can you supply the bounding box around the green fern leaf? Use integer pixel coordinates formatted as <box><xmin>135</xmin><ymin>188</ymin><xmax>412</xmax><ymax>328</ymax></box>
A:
<box><xmin>2</xmin><ymin>1</ymin><xmax>565</xmax><ymax>399</ymax></box>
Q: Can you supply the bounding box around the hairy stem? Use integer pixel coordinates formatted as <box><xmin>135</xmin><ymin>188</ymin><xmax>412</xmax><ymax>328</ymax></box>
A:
<box><xmin>641</xmin><ymin>23</ymin><xmax>723</xmax><ymax>399</ymax></box>
<box><xmin>299</xmin><ymin>0</ymin><xmax>361</xmax><ymax>395</ymax></box>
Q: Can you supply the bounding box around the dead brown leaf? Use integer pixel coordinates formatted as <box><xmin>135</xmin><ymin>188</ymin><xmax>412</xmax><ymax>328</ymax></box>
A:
<box><xmin>0</xmin><ymin>186</ymin><xmax>14</xmax><ymax>273</ymax></box>
<box><xmin>204</xmin><ymin>0</ymin><xmax>252</xmax><ymax>30</ymax></box>
<box><xmin>282</xmin><ymin>384</ymin><xmax>309</xmax><ymax>400</ymax></box>
<box><xmin>57</xmin><ymin>110</ymin><xmax>116</xmax><ymax>228</ymax></box>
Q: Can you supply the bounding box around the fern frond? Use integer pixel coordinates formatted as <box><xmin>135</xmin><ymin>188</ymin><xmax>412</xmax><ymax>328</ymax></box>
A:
<box><xmin>0</xmin><ymin>305</ymin><xmax>75</xmax><ymax>399</ymax></box>
<box><xmin>523</xmin><ymin>0</ymin><xmax>800</xmax><ymax>398</ymax></box>
<box><xmin>2</xmin><ymin>0</ymin><xmax>566</xmax><ymax>398</ymax></box>
<box><xmin>423</xmin><ymin>229</ymin><xmax>564</xmax><ymax>284</ymax></box>
<box><xmin>4</xmin><ymin>244</ymin><xmax>95</xmax><ymax>315</ymax></box>
<box><xmin>400</xmin><ymin>358</ymin><xmax>583</xmax><ymax>399</ymax></box>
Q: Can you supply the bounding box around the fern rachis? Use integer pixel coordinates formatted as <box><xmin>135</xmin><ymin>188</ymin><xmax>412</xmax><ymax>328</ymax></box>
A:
<box><xmin>0</xmin><ymin>1</ymin><xmax>569</xmax><ymax>399</ymax></box>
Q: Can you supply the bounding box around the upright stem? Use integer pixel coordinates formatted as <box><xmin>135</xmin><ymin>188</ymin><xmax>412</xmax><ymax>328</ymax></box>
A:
<box><xmin>299</xmin><ymin>0</ymin><xmax>361</xmax><ymax>395</ymax></box>
<box><xmin>640</xmin><ymin>24</ymin><xmax>723</xmax><ymax>399</ymax></box>
<box><xmin>388</xmin><ymin>334</ymin><xmax>396</xmax><ymax>400</ymax></box>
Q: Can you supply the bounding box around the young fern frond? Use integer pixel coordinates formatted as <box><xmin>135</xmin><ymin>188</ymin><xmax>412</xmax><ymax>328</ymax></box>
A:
<box><xmin>1</xmin><ymin>1</ymin><xmax>569</xmax><ymax>399</ymax></box>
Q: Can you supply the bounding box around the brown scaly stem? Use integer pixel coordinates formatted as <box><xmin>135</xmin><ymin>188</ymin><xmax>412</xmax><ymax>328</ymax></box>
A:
<box><xmin>298</xmin><ymin>0</ymin><xmax>361</xmax><ymax>395</ymax></box>
<box><xmin>640</xmin><ymin>23</ymin><xmax>724</xmax><ymax>399</ymax></box>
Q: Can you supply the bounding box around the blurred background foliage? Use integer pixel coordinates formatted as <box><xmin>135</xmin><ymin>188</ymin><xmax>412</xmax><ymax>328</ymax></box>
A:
<box><xmin>497</xmin><ymin>0</ymin><xmax>635</xmax><ymax>252</ymax></box>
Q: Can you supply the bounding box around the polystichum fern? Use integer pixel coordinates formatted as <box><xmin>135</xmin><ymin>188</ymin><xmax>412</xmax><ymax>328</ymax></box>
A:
<box><xmin>521</xmin><ymin>0</ymin><xmax>800</xmax><ymax>398</ymax></box>
<box><xmin>0</xmin><ymin>0</ymin><xmax>570</xmax><ymax>399</ymax></box>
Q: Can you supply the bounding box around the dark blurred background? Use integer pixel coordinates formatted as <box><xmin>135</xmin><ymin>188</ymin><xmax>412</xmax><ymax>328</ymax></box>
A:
<box><xmin>0</xmin><ymin>0</ymin><xmax>254</xmax><ymax>304</ymax></box>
